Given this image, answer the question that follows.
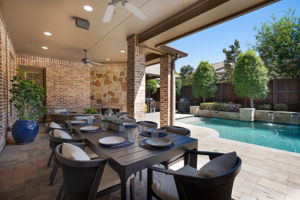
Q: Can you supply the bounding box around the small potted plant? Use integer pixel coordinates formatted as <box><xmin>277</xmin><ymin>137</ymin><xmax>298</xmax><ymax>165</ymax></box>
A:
<box><xmin>10</xmin><ymin>70</ymin><xmax>46</xmax><ymax>144</ymax></box>
<box><xmin>102</xmin><ymin>115</ymin><xmax>125</xmax><ymax>132</ymax></box>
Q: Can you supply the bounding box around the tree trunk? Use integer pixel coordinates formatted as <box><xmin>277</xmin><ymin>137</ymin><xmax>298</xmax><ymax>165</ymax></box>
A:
<box><xmin>250</xmin><ymin>98</ymin><xmax>254</xmax><ymax>108</ymax></box>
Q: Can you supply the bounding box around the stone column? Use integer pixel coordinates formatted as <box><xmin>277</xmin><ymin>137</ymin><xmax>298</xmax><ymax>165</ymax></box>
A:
<box><xmin>127</xmin><ymin>35</ymin><xmax>145</xmax><ymax>121</ymax></box>
<box><xmin>160</xmin><ymin>55</ymin><xmax>175</xmax><ymax>127</ymax></box>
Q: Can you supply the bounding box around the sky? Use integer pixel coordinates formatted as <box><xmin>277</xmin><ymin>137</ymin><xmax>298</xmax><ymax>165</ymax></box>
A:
<box><xmin>170</xmin><ymin>0</ymin><xmax>300</xmax><ymax>72</ymax></box>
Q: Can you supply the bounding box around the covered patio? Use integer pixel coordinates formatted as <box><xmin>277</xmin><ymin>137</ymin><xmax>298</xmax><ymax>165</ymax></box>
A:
<box><xmin>1</xmin><ymin>0</ymin><xmax>296</xmax><ymax>200</ymax></box>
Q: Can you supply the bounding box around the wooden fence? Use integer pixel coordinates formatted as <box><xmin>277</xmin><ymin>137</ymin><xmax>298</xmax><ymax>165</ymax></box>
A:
<box><xmin>179</xmin><ymin>78</ymin><xmax>300</xmax><ymax>112</ymax></box>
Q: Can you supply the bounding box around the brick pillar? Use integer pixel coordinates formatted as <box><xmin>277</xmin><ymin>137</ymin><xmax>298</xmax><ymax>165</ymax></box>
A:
<box><xmin>160</xmin><ymin>55</ymin><xmax>175</xmax><ymax>127</ymax></box>
<box><xmin>127</xmin><ymin>35</ymin><xmax>145</xmax><ymax>121</ymax></box>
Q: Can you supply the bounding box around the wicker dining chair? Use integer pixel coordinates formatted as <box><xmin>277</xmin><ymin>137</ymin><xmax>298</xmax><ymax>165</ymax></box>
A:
<box><xmin>47</xmin><ymin>131</ymin><xmax>83</xmax><ymax>185</ymax></box>
<box><xmin>147</xmin><ymin>150</ymin><xmax>242</xmax><ymax>200</ymax></box>
<box><xmin>160</xmin><ymin>126</ymin><xmax>191</xmax><ymax>169</ymax></box>
<box><xmin>55</xmin><ymin>143</ymin><xmax>132</xmax><ymax>200</ymax></box>
<box><xmin>45</xmin><ymin>122</ymin><xmax>70</xmax><ymax>133</ymax></box>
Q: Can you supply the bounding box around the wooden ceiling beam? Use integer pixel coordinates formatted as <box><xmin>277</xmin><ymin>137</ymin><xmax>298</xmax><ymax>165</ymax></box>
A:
<box><xmin>155</xmin><ymin>0</ymin><xmax>280</xmax><ymax>47</ymax></box>
<box><xmin>138</xmin><ymin>0</ymin><xmax>229</xmax><ymax>43</ymax></box>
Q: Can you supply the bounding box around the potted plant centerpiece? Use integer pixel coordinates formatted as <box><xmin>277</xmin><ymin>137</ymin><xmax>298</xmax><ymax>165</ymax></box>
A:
<box><xmin>10</xmin><ymin>70</ymin><xmax>46</xmax><ymax>144</ymax></box>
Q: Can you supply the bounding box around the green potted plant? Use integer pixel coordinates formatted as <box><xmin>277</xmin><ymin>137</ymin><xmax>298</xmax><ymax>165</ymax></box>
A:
<box><xmin>10</xmin><ymin>70</ymin><xmax>46</xmax><ymax>144</ymax></box>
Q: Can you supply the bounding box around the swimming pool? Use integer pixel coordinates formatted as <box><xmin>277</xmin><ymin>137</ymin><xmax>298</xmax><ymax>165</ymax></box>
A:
<box><xmin>177</xmin><ymin>117</ymin><xmax>300</xmax><ymax>153</ymax></box>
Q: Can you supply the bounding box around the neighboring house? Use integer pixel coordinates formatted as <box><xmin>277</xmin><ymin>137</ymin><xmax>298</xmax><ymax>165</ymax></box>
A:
<box><xmin>212</xmin><ymin>62</ymin><xmax>226</xmax><ymax>81</ymax></box>
<box><xmin>146</xmin><ymin>63</ymin><xmax>179</xmax><ymax>88</ymax></box>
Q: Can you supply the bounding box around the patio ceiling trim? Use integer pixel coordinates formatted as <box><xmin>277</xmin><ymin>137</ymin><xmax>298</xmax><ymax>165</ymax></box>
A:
<box><xmin>155</xmin><ymin>0</ymin><xmax>280</xmax><ymax>47</ymax></box>
<box><xmin>137</xmin><ymin>0</ymin><xmax>230</xmax><ymax>43</ymax></box>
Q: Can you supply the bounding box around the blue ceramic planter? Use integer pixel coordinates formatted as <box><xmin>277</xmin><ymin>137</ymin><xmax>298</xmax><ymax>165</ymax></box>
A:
<box><xmin>12</xmin><ymin>120</ymin><xmax>39</xmax><ymax>144</ymax></box>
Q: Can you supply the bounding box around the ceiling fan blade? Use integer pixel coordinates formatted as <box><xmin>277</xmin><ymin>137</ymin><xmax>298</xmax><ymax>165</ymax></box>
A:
<box><xmin>103</xmin><ymin>3</ymin><xmax>115</xmax><ymax>23</ymax></box>
<box><xmin>123</xmin><ymin>1</ymin><xmax>146</xmax><ymax>21</ymax></box>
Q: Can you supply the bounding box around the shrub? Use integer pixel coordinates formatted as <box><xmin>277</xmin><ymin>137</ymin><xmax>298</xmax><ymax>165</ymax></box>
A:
<box><xmin>257</xmin><ymin>104</ymin><xmax>271</xmax><ymax>110</ymax></box>
<box><xmin>200</xmin><ymin>102</ymin><xmax>216</xmax><ymax>110</ymax></box>
<box><xmin>232</xmin><ymin>50</ymin><xmax>269</xmax><ymax>108</ymax></box>
<box><xmin>274</xmin><ymin>103</ymin><xmax>288</xmax><ymax>111</ymax></box>
<box><xmin>192</xmin><ymin>61</ymin><xmax>217</xmax><ymax>102</ymax></box>
<box><xmin>83</xmin><ymin>108</ymin><xmax>97</xmax><ymax>114</ymax></box>
<box><xmin>200</xmin><ymin>102</ymin><xmax>241</xmax><ymax>112</ymax></box>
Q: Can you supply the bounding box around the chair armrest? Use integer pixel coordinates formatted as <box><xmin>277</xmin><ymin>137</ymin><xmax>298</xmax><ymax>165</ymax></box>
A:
<box><xmin>148</xmin><ymin>166</ymin><xmax>185</xmax><ymax>177</ymax></box>
<box><xmin>185</xmin><ymin>150</ymin><xmax>224</xmax><ymax>160</ymax></box>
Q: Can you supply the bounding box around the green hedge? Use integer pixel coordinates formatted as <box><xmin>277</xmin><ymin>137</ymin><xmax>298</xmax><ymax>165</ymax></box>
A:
<box><xmin>274</xmin><ymin>103</ymin><xmax>288</xmax><ymax>111</ymax></box>
<box><xmin>200</xmin><ymin>102</ymin><xmax>241</xmax><ymax>112</ymax></box>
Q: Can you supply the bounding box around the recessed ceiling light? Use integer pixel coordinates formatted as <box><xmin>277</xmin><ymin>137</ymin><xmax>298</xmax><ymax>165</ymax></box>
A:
<box><xmin>106</xmin><ymin>58</ymin><xmax>110</xmax><ymax>61</ymax></box>
<box><xmin>41</xmin><ymin>46</ymin><xmax>48</xmax><ymax>50</ymax></box>
<box><xmin>83</xmin><ymin>5</ymin><xmax>93</xmax><ymax>12</ymax></box>
<box><xmin>120</xmin><ymin>50</ymin><xmax>125</xmax><ymax>53</ymax></box>
<box><xmin>43</xmin><ymin>32</ymin><xmax>52</xmax><ymax>36</ymax></box>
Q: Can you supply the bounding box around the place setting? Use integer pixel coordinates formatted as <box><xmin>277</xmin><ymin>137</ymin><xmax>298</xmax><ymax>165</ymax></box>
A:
<box><xmin>98</xmin><ymin>123</ymin><xmax>138</xmax><ymax>148</ymax></box>
<box><xmin>98</xmin><ymin>136</ymin><xmax>134</xmax><ymax>148</ymax></box>
<box><xmin>70</xmin><ymin>120</ymin><xmax>87</xmax><ymax>126</ymax></box>
<box><xmin>139</xmin><ymin>137</ymin><xmax>174</xmax><ymax>150</ymax></box>
<box><xmin>80</xmin><ymin>125</ymin><xmax>101</xmax><ymax>133</ymax></box>
<box><xmin>139</xmin><ymin>128</ymin><xmax>167</xmax><ymax>138</ymax></box>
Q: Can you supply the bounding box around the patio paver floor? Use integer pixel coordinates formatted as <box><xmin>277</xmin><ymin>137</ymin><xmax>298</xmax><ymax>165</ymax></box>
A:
<box><xmin>0</xmin><ymin>113</ymin><xmax>300</xmax><ymax>199</ymax></box>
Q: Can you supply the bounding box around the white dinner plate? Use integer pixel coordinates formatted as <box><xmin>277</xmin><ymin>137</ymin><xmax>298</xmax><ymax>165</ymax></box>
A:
<box><xmin>99</xmin><ymin>136</ymin><xmax>126</xmax><ymax>146</ymax></box>
<box><xmin>145</xmin><ymin>138</ymin><xmax>173</xmax><ymax>148</ymax></box>
<box><xmin>75</xmin><ymin>116</ymin><xmax>95</xmax><ymax>120</ymax></box>
<box><xmin>80</xmin><ymin>126</ymin><xmax>100</xmax><ymax>132</ymax></box>
<box><xmin>70</xmin><ymin>120</ymin><xmax>86</xmax><ymax>125</ymax></box>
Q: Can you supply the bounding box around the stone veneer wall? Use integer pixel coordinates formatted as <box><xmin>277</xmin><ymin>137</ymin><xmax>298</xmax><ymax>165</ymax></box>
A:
<box><xmin>0</xmin><ymin>15</ymin><xmax>17</xmax><ymax>152</ymax></box>
<box><xmin>17</xmin><ymin>55</ymin><xmax>91</xmax><ymax>113</ymax></box>
<box><xmin>90</xmin><ymin>63</ymin><xmax>127</xmax><ymax>112</ymax></box>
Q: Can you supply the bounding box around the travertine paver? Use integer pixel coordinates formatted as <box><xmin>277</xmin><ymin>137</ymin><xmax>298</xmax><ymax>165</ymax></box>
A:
<box><xmin>145</xmin><ymin>113</ymin><xmax>300</xmax><ymax>200</ymax></box>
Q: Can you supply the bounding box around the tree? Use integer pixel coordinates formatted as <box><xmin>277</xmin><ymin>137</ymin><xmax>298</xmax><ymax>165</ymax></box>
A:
<box><xmin>222</xmin><ymin>39</ymin><xmax>241</xmax><ymax>81</ymax></box>
<box><xmin>192</xmin><ymin>61</ymin><xmax>217</xmax><ymax>102</ymax></box>
<box><xmin>232</xmin><ymin>50</ymin><xmax>269</xmax><ymax>108</ymax></box>
<box><xmin>146</xmin><ymin>79</ymin><xmax>158</xmax><ymax>97</ymax></box>
<box><xmin>176</xmin><ymin>78</ymin><xmax>182</xmax><ymax>97</ymax></box>
<box><xmin>254</xmin><ymin>9</ymin><xmax>300</xmax><ymax>78</ymax></box>
<box><xmin>10</xmin><ymin>70</ymin><xmax>46</xmax><ymax>120</ymax></box>
<box><xmin>179</xmin><ymin>65</ymin><xmax>194</xmax><ymax>86</ymax></box>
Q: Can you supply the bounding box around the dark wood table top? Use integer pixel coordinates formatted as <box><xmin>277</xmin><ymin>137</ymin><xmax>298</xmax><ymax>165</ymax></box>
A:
<box><xmin>66</xmin><ymin>120</ymin><xmax>198</xmax><ymax>176</ymax></box>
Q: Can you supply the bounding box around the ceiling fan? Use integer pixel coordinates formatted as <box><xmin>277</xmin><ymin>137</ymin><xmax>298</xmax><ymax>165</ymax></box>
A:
<box><xmin>103</xmin><ymin>0</ymin><xmax>147</xmax><ymax>23</ymax></box>
<box><xmin>81</xmin><ymin>49</ymin><xmax>103</xmax><ymax>66</ymax></box>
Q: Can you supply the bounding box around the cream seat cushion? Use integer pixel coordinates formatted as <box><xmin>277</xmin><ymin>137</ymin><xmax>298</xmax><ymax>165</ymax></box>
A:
<box><xmin>53</xmin><ymin>129</ymin><xmax>72</xmax><ymax>139</ymax></box>
<box><xmin>49</xmin><ymin>122</ymin><xmax>62</xmax><ymax>129</ymax></box>
<box><xmin>61</xmin><ymin>143</ymin><xmax>90</xmax><ymax>161</ymax></box>
<box><xmin>198</xmin><ymin>152</ymin><xmax>237</xmax><ymax>177</ymax></box>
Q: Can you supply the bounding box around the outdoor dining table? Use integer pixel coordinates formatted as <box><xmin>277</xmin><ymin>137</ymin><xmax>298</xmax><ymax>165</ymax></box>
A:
<box><xmin>65</xmin><ymin>120</ymin><xmax>198</xmax><ymax>200</ymax></box>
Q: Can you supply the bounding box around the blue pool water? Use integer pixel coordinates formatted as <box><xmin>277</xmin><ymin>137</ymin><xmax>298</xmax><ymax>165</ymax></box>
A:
<box><xmin>177</xmin><ymin>117</ymin><xmax>300</xmax><ymax>153</ymax></box>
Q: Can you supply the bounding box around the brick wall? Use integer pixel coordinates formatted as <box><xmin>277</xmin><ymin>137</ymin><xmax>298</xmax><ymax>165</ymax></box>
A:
<box><xmin>160</xmin><ymin>55</ymin><xmax>175</xmax><ymax>126</ymax></box>
<box><xmin>0</xmin><ymin>15</ymin><xmax>17</xmax><ymax>152</ymax></box>
<box><xmin>90</xmin><ymin>63</ymin><xmax>127</xmax><ymax>112</ymax></box>
<box><xmin>17</xmin><ymin>55</ymin><xmax>91</xmax><ymax>113</ymax></box>
<box><xmin>127</xmin><ymin>35</ymin><xmax>145</xmax><ymax>121</ymax></box>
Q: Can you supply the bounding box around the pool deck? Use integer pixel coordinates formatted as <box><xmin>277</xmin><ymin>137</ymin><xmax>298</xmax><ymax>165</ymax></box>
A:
<box><xmin>145</xmin><ymin>112</ymin><xmax>300</xmax><ymax>200</ymax></box>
